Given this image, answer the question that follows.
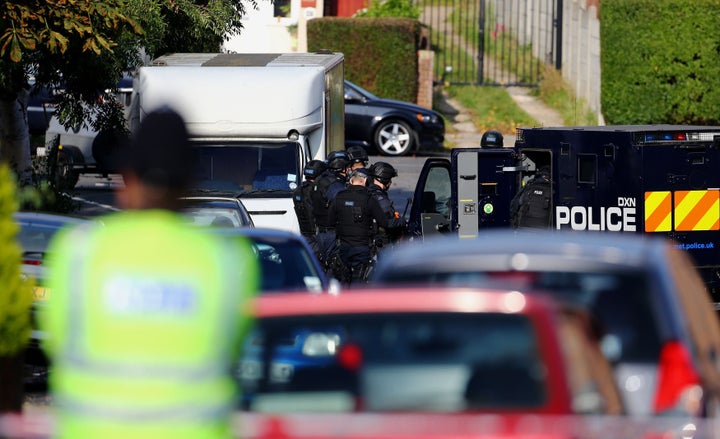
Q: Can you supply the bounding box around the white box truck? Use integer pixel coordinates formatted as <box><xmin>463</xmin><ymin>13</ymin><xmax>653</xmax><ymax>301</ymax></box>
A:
<box><xmin>128</xmin><ymin>52</ymin><xmax>345</xmax><ymax>232</ymax></box>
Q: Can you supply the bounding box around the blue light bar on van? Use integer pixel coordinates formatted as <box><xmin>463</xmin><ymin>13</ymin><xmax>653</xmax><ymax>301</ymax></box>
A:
<box><xmin>643</xmin><ymin>132</ymin><xmax>686</xmax><ymax>142</ymax></box>
<box><xmin>642</xmin><ymin>132</ymin><xmax>720</xmax><ymax>143</ymax></box>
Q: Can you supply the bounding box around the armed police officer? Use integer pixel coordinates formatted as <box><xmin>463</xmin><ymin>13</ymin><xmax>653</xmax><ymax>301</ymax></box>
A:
<box><xmin>311</xmin><ymin>150</ymin><xmax>351</xmax><ymax>272</ymax></box>
<box><xmin>294</xmin><ymin>159</ymin><xmax>326</xmax><ymax>252</ymax></box>
<box><xmin>346</xmin><ymin>145</ymin><xmax>369</xmax><ymax>171</ymax></box>
<box><xmin>329</xmin><ymin>167</ymin><xmax>397</xmax><ymax>284</ymax></box>
<box><xmin>367</xmin><ymin>161</ymin><xmax>407</xmax><ymax>254</ymax></box>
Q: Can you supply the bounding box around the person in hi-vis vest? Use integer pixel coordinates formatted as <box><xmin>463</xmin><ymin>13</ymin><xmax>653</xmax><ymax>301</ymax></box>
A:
<box><xmin>40</xmin><ymin>107</ymin><xmax>259</xmax><ymax>439</ymax></box>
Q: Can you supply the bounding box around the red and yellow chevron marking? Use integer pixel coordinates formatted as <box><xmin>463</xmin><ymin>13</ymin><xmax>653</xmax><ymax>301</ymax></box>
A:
<box><xmin>644</xmin><ymin>191</ymin><xmax>671</xmax><ymax>232</ymax></box>
<box><xmin>674</xmin><ymin>190</ymin><xmax>720</xmax><ymax>231</ymax></box>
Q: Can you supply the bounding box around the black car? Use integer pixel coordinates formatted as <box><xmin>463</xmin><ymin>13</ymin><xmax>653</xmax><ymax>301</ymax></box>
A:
<box><xmin>344</xmin><ymin>80</ymin><xmax>445</xmax><ymax>157</ymax></box>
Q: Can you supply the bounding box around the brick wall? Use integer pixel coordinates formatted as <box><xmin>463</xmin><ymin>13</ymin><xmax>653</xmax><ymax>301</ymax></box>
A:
<box><xmin>417</xmin><ymin>50</ymin><xmax>435</xmax><ymax>109</ymax></box>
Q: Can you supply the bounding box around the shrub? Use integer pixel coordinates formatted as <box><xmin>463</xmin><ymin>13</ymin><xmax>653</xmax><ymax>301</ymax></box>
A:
<box><xmin>0</xmin><ymin>164</ymin><xmax>33</xmax><ymax>357</ymax></box>
<box><xmin>601</xmin><ymin>0</ymin><xmax>720</xmax><ymax>124</ymax></box>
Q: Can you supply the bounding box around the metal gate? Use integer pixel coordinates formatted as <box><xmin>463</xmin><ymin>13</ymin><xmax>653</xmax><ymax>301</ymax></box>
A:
<box><xmin>416</xmin><ymin>0</ymin><xmax>561</xmax><ymax>86</ymax></box>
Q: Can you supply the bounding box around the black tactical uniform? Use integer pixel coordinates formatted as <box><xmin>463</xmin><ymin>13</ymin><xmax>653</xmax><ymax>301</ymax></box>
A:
<box><xmin>310</xmin><ymin>150</ymin><xmax>350</xmax><ymax>271</ymax></box>
<box><xmin>329</xmin><ymin>168</ymin><xmax>395</xmax><ymax>284</ymax></box>
<box><xmin>293</xmin><ymin>160</ymin><xmax>326</xmax><ymax>252</ymax></box>
<box><xmin>367</xmin><ymin>162</ymin><xmax>406</xmax><ymax>252</ymax></box>
<box><xmin>510</xmin><ymin>166</ymin><xmax>552</xmax><ymax>229</ymax></box>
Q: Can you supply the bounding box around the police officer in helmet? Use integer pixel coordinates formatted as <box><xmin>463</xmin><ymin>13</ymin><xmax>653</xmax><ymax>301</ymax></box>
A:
<box><xmin>311</xmin><ymin>150</ymin><xmax>351</xmax><ymax>272</ymax></box>
<box><xmin>329</xmin><ymin>167</ymin><xmax>397</xmax><ymax>284</ymax></box>
<box><xmin>481</xmin><ymin>129</ymin><xmax>504</xmax><ymax>148</ymax></box>
<box><xmin>294</xmin><ymin>159</ymin><xmax>326</xmax><ymax>252</ymax></box>
<box><xmin>346</xmin><ymin>145</ymin><xmax>369</xmax><ymax>171</ymax></box>
<box><xmin>367</xmin><ymin>161</ymin><xmax>407</xmax><ymax>253</ymax></box>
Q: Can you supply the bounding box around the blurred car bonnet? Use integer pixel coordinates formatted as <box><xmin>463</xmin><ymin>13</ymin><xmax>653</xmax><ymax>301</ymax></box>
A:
<box><xmin>370</xmin><ymin>230</ymin><xmax>720</xmax><ymax>418</ymax></box>
<box><xmin>212</xmin><ymin>227</ymin><xmax>339</xmax><ymax>295</ymax></box>
<box><xmin>239</xmin><ymin>287</ymin><xmax>623</xmax><ymax>416</ymax></box>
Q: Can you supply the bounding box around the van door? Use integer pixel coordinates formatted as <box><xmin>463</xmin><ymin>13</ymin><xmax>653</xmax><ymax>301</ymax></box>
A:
<box><xmin>452</xmin><ymin>148</ymin><xmax>520</xmax><ymax>238</ymax></box>
<box><xmin>408</xmin><ymin>158</ymin><xmax>452</xmax><ymax>239</ymax></box>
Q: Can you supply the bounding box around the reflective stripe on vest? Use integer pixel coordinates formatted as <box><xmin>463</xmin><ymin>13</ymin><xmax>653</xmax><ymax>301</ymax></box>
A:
<box><xmin>54</xmin><ymin>394</ymin><xmax>233</xmax><ymax>422</ymax></box>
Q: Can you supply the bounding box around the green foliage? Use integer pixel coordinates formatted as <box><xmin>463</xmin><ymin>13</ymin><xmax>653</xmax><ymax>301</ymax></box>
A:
<box><xmin>601</xmin><ymin>0</ymin><xmax>720</xmax><ymax>125</ymax></box>
<box><xmin>0</xmin><ymin>164</ymin><xmax>33</xmax><ymax>356</ymax></box>
<box><xmin>308</xmin><ymin>17</ymin><xmax>420</xmax><ymax>102</ymax></box>
<box><xmin>446</xmin><ymin>85</ymin><xmax>538</xmax><ymax>135</ymax></box>
<box><xmin>355</xmin><ymin>0</ymin><xmax>420</xmax><ymax>19</ymax></box>
<box><xmin>17</xmin><ymin>154</ymin><xmax>78</xmax><ymax>213</ymax></box>
<box><xmin>0</xmin><ymin>0</ymin><xmax>258</xmax><ymax>172</ymax></box>
<box><xmin>535</xmin><ymin>66</ymin><xmax>597</xmax><ymax>126</ymax></box>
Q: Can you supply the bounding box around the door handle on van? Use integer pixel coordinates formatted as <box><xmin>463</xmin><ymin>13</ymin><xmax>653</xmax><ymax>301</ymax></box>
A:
<box><xmin>460</xmin><ymin>175</ymin><xmax>476</xmax><ymax>180</ymax></box>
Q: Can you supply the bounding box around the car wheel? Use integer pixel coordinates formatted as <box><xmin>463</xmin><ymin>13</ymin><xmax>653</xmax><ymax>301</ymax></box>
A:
<box><xmin>374</xmin><ymin>119</ymin><xmax>414</xmax><ymax>156</ymax></box>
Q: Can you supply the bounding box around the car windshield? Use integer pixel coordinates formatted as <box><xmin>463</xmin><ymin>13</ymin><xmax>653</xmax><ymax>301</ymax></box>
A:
<box><xmin>240</xmin><ymin>312</ymin><xmax>547</xmax><ymax>413</ymax></box>
<box><xmin>193</xmin><ymin>142</ymin><xmax>300</xmax><ymax>194</ymax></box>
<box><xmin>249</xmin><ymin>236</ymin><xmax>324</xmax><ymax>294</ymax></box>
<box><xmin>182</xmin><ymin>207</ymin><xmax>247</xmax><ymax>228</ymax></box>
<box><xmin>375</xmin><ymin>269</ymin><xmax>661</xmax><ymax>363</ymax></box>
<box><xmin>344</xmin><ymin>81</ymin><xmax>378</xmax><ymax>101</ymax></box>
<box><xmin>17</xmin><ymin>223</ymin><xmax>59</xmax><ymax>254</ymax></box>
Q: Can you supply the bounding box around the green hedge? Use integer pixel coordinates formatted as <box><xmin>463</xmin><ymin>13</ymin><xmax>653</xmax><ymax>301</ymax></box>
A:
<box><xmin>307</xmin><ymin>17</ymin><xmax>421</xmax><ymax>102</ymax></box>
<box><xmin>601</xmin><ymin>0</ymin><xmax>720</xmax><ymax>125</ymax></box>
<box><xmin>0</xmin><ymin>164</ymin><xmax>32</xmax><ymax>357</ymax></box>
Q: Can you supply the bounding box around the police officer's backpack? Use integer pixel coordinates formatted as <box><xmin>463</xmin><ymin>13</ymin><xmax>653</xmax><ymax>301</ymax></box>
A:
<box><xmin>510</xmin><ymin>170</ymin><xmax>551</xmax><ymax>229</ymax></box>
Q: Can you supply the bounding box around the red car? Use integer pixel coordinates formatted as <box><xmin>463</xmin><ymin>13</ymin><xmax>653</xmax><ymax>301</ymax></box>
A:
<box><xmin>239</xmin><ymin>287</ymin><xmax>623</xmax><ymax>417</ymax></box>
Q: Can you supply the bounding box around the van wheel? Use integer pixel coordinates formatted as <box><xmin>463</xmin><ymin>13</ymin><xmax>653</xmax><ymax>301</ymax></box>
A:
<box><xmin>53</xmin><ymin>151</ymin><xmax>79</xmax><ymax>190</ymax></box>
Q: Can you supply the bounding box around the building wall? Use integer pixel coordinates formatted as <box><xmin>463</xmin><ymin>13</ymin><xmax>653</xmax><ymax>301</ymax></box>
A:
<box><xmin>491</xmin><ymin>0</ymin><xmax>601</xmax><ymax>119</ymax></box>
<box><xmin>562</xmin><ymin>0</ymin><xmax>601</xmax><ymax>119</ymax></box>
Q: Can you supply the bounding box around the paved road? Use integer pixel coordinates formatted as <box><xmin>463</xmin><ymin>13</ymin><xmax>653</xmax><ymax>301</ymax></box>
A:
<box><xmin>68</xmin><ymin>153</ymin><xmax>444</xmax><ymax>219</ymax></box>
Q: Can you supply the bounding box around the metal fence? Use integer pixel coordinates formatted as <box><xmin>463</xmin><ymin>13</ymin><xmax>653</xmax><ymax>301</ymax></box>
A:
<box><xmin>417</xmin><ymin>0</ymin><xmax>561</xmax><ymax>86</ymax></box>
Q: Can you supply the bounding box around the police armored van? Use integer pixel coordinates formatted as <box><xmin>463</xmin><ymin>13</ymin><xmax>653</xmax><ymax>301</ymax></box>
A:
<box><xmin>409</xmin><ymin>125</ymin><xmax>720</xmax><ymax>299</ymax></box>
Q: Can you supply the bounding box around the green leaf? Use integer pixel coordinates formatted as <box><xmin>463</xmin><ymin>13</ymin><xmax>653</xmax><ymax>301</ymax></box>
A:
<box><xmin>9</xmin><ymin>36</ymin><xmax>22</xmax><ymax>62</ymax></box>
<box><xmin>49</xmin><ymin>30</ymin><xmax>69</xmax><ymax>53</ymax></box>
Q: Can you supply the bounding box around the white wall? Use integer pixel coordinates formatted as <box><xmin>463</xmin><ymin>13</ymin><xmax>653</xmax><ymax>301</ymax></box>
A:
<box><xmin>562</xmin><ymin>0</ymin><xmax>601</xmax><ymax>120</ymax></box>
<box><xmin>222</xmin><ymin>0</ymin><xmax>297</xmax><ymax>53</ymax></box>
<box><xmin>490</xmin><ymin>0</ymin><xmax>602</xmax><ymax>120</ymax></box>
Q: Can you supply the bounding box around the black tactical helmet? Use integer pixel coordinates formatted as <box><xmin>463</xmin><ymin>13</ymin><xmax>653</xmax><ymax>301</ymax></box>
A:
<box><xmin>346</xmin><ymin>145</ymin><xmax>369</xmax><ymax>165</ymax></box>
<box><xmin>369</xmin><ymin>161</ymin><xmax>397</xmax><ymax>182</ymax></box>
<box><xmin>303</xmin><ymin>159</ymin><xmax>327</xmax><ymax>179</ymax></box>
<box><xmin>480</xmin><ymin>130</ymin><xmax>504</xmax><ymax>148</ymax></box>
<box><xmin>326</xmin><ymin>150</ymin><xmax>350</xmax><ymax>170</ymax></box>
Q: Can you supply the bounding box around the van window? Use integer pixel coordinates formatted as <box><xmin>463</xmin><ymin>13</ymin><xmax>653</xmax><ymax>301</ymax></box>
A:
<box><xmin>578</xmin><ymin>154</ymin><xmax>597</xmax><ymax>184</ymax></box>
<box><xmin>424</xmin><ymin>167</ymin><xmax>451</xmax><ymax>217</ymax></box>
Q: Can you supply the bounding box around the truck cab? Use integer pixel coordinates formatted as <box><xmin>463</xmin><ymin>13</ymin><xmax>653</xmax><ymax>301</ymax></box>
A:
<box><xmin>131</xmin><ymin>52</ymin><xmax>345</xmax><ymax>233</ymax></box>
<box><xmin>410</xmin><ymin>125</ymin><xmax>720</xmax><ymax>301</ymax></box>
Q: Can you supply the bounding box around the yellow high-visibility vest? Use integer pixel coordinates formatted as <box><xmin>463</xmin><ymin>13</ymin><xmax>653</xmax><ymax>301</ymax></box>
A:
<box><xmin>40</xmin><ymin>210</ymin><xmax>259</xmax><ymax>439</ymax></box>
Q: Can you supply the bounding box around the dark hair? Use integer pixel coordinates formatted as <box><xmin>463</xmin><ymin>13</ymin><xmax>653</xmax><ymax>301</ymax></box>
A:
<box><xmin>120</xmin><ymin>106</ymin><xmax>195</xmax><ymax>189</ymax></box>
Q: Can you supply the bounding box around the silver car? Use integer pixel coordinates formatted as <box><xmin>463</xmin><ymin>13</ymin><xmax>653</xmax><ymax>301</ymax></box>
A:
<box><xmin>371</xmin><ymin>230</ymin><xmax>720</xmax><ymax>418</ymax></box>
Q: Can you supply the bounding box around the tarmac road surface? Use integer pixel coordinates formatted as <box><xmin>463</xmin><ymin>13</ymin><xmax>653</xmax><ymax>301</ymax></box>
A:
<box><xmin>66</xmin><ymin>154</ymin><xmax>436</xmax><ymax>220</ymax></box>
